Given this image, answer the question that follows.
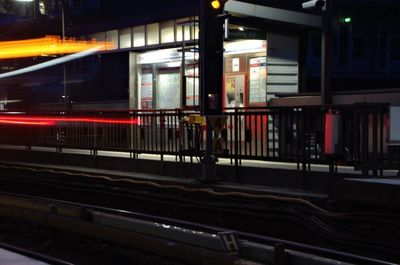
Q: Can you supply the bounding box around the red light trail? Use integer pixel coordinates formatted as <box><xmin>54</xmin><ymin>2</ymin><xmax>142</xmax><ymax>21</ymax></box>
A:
<box><xmin>0</xmin><ymin>119</ymin><xmax>56</xmax><ymax>126</ymax></box>
<box><xmin>0</xmin><ymin>116</ymin><xmax>139</xmax><ymax>126</ymax></box>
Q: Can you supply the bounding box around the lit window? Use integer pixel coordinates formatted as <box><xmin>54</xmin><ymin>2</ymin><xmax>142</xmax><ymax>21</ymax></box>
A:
<box><xmin>160</xmin><ymin>21</ymin><xmax>174</xmax><ymax>43</ymax></box>
<box><xmin>106</xmin><ymin>30</ymin><xmax>118</xmax><ymax>50</ymax></box>
<box><xmin>147</xmin><ymin>23</ymin><xmax>160</xmax><ymax>46</ymax></box>
<box><xmin>192</xmin><ymin>17</ymin><xmax>199</xmax><ymax>40</ymax></box>
<box><xmin>133</xmin><ymin>26</ymin><xmax>145</xmax><ymax>47</ymax></box>
<box><xmin>119</xmin><ymin>28</ymin><xmax>132</xmax><ymax>49</ymax></box>
<box><xmin>176</xmin><ymin>18</ymin><xmax>191</xmax><ymax>42</ymax></box>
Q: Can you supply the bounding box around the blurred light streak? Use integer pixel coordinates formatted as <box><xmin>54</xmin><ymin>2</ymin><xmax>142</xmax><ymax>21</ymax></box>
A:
<box><xmin>0</xmin><ymin>119</ymin><xmax>55</xmax><ymax>126</ymax></box>
<box><xmin>0</xmin><ymin>116</ymin><xmax>139</xmax><ymax>125</ymax></box>
<box><xmin>0</xmin><ymin>46</ymin><xmax>101</xmax><ymax>80</ymax></box>
<box><xmin>0</xmin><ymin>35</ymin><xmax>113</xmax><ymax>59</ymax></box>
<box><xmin>55</xmin><ymin>117</ymin><xmax>140</xmax><ymax>125</ymax></box>
<box><xmin>0</xmin><ymin>100</ymin><xmax>22</xmax><ymax>104</ymax></box>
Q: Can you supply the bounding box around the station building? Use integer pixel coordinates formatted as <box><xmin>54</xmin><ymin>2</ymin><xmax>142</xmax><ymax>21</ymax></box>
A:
<box><xmin>67</xmin><ymin>1</ymin><xmax>301</xmax><ymax>111</ymax></box>
<box><xmin>0</xmin><ymin>0</ymin><xmax>400</xmax><ymax>110</ymax></box>
<box><xmin>67</xmin><ymin>0</ymin><xmax>400</xmax><ymax>110</ymax></box>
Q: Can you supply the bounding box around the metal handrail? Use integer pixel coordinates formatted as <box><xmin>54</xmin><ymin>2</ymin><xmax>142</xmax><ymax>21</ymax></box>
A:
<box><xmin>0</xmin><ymin>103</ymin><xmax>395</xmax><ymax>177</ymax></box>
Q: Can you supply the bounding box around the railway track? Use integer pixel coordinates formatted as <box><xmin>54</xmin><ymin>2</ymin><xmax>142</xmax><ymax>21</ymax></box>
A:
<box><xmin>0</xmin><ymin>162</ymin><xmax>398</xmax><ymax>264</ymax></box>
<box><xmin>0</xmin><ymin>192</ymin><xmax>396</xmax><ymax>265</ymax></box>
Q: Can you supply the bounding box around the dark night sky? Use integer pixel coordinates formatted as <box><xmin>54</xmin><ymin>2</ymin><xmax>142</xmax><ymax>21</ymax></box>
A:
<box><xmin>98</xmin><ymin>0</ymin><xmax>198</xmax><ymax>18</ymax></box>
<box><xmin>65</xmin><ymin>0</ymin><xmax>199</xmax><ymax>32</ymax></box>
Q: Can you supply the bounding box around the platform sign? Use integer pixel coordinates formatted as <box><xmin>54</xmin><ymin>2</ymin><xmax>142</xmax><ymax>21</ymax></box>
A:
<box><xmin>218</xmin><ymin>231</ymin><xmax>239</xmax><ymax>253</ymax></box>
<box><xmin>208</xmin><ymin>116</ymin><xmax>228</xmax><ymax>135</ymax></box>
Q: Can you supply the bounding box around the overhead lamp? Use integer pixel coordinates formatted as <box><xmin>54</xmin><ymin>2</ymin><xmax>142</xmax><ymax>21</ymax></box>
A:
<box><xmin>302</xmin><ymin>0</ymin><xmax>325</xmax><ymax>10</ymax></box>
<box><xmin>211</xmin><ymin>0</ymin><xmax>221</xmax><ymax>10</ymax></box>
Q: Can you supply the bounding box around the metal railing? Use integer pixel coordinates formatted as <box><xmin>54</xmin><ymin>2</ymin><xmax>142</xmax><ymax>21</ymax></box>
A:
<box><xmin>0</xmin><ymin>103</ymin><xmax>396</xmax><ymax>177</ymax></box>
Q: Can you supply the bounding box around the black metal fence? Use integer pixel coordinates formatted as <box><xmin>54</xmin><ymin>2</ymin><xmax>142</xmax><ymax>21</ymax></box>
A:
<box><xmin>0</xmin><ymin>103</ymin><xmax>396</xmax><ymax>176</ymax></box>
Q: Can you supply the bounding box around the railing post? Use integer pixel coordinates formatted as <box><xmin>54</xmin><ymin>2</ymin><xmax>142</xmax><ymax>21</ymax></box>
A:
<box><xmin>92</xmin><ymin>116</ymin><xmax>97</xmax><ymax>156</ymax></box>
<box><xmin>201</xmin><ymin>117</ymin><xmax>218</xmax><ymax>182</ymax></box>
<box><xmin>372</xmin><ymin>108</ymin><xmax>378</xmax><ymax>176</ymax></box>
<box><xmin>361</xmin><ymin>106</ymin><xmax>369</xmax><ymax>177</ymax></box>
<box><xmin>26</xmin><ymin>123</ymin><xmax>32</xmax><ymax>151</ymax></box>
<box><xmin>56</xmin><ymin>112</ymin><xmax>64</xmax><ymax>153</ymax></box>
<box><xmin>178</xmin><ymin>109</ymin><xmax>184</xmax><ymax>164</ymax></box>
<box><xmin>234</xmin><ymin>108</ymin><xmax>239</xmax><ymax>182</ymax></box>
<box><xmin>301</xmin><ymin>108</ymin><xmax>307</xmax><ymax>176</ymax></box>
<box><xmin>160</xmin><ymin>110</ymin><xmax>165</xmax><ymax>162</ymax></box>
<box><xmin>379</xmin><ymin>108</ymin><xmax>384</xmax><ymax>176</ymax></box>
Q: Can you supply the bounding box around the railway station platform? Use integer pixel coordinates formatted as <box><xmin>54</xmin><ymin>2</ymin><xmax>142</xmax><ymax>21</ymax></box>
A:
<box><xmin>0</xmin><ymin>144</ymin><xmax>399</xmax><ymax>208</ymax></box>
<box><xmin>0</xmin><ymin>157</ymin><xmax>329</xmax><ymax>201</ymax></box>
<box><xmin>332</xmin><ymin>178</ymin><xmax>400</xmax><ymax>209</ymax></box>
<box><xmin>0</xmin><ymin>144</ymin><xmax>359</xmax><ymax>195</ymax></box>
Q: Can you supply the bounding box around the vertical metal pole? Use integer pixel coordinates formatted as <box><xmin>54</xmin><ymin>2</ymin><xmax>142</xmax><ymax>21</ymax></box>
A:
<box><xmin>62</xmin><ymin>1</ymin><xmax>68</xmax><ymax>111</ymax></box>
<box><xmin>32</xmin><ymin>0</ymin><xmax>37</xmax><ymax>20</ymax></box>
<box><xmin>199</xmin><ymin>0</ymin><xmax>222</xmax><ymax>182</ymax></box>
<box><xmin>193</xmin><ymin>45</ymin><xmax>196</xmax><ymax>107</ymax></box>
<box><xmin>181</xmin><ymin>25</ymin><xmax>186</xmax><ymax>108</ymax></box>
<box><xmin>61</xmin><ymin>3</ymin><xmax>65</xmax><ymax>38</ymax></box>
<box><xmin>202</xmin><ymin>118</ymin><xmax>217</xmax><ymax>181</ymax></box>
<box><xmin>321</xmin><ymin>0</ymin><xmax>333</xmax><ymax>105</ymax></box>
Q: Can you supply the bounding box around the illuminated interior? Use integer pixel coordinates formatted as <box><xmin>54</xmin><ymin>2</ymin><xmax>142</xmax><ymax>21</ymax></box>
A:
<box><xmin>135</xmin><ymin>48</ymin><xmax>199</xmax><ymax>109</ymax></box>
<box><xmin>132</xmin><ymin>40</ymin><xmax>268</xmax><ymax>110</ymax></box>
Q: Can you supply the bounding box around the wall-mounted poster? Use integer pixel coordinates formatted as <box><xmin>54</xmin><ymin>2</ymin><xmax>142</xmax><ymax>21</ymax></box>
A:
<box><xmin>140</xmin><ymin>72</ymin><xmax>153</xmax><ymax>109</ymax></box>
<box><xmin>224</xmin><ymin>74</ymin><xmax>245</xmax><ymax>108</ymax></box>
<box><xmin>226</xmin><ymin>77</ymin><xmax>235</xmax><ymax>93</ymax></box>
<box><xmin>249</xmin><ymin>57</ymin><xmax>267</xmax><ymax>104</ymax></box>
<box><xmin>232</xmin><ymin>57</ymin><xmax>240</xmax><ymax>72</ymax></box>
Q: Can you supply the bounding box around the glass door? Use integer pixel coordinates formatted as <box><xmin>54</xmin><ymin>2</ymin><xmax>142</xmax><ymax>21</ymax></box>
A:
<box><xmin>156</xmin><ymin>67</ymin><xmax>181</xmax><ymax>109</ymax></box>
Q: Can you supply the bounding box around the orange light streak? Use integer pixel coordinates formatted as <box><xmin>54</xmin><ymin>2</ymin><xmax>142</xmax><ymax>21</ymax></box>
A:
<box><xmin>0</xmin><ymin>35</ymin><xmax>114</xmax><ymax>59</ymax></box>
